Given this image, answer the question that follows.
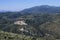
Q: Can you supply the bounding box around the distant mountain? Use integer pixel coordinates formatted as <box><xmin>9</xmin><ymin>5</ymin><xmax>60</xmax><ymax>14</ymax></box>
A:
<box><xmin>20</xmin><ymin>5</ymin><xmax>60</xmax><ymax>14</ymax></box>
<box><xmin>0</xmin><ymin>5</ymin><xmax>60</xmax><ymax>14</ymax></box>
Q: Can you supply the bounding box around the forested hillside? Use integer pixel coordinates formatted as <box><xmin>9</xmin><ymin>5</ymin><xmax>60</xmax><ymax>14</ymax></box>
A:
<box><xmin>0</xmin><ymin>5</ymin><xmax>60</xmax><ymax>40</ymax></box>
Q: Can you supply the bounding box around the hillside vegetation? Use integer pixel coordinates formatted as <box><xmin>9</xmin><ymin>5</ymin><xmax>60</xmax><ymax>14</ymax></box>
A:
<box><xmin>0</xmin><ymin>5</ymin><xmax>60</xmax><ymax>40</ymax></box>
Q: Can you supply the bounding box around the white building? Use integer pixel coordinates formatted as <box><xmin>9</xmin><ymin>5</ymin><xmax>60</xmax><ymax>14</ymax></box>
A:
<box><xmin>14</xmin><ymin>21</ymin><xmax>28</xmax><ymax>32</ymax></box>
<box><xmin>14</xmin><ymin>21</ymin><xmax>27</xmax><ymax>25</ymax></box>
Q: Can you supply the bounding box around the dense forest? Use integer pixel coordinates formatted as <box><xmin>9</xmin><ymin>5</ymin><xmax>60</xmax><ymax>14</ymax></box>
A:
<box><xmin>0</xmin><ymin>5</ymin><xmax>60</xmax><ymax>40</ymax></box>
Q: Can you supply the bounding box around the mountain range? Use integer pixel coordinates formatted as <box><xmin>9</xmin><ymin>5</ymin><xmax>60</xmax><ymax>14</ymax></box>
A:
<box><xmin>0</xmin><ymin>5</ymin><xmax>60</xmax><ymax>39</ymax></box>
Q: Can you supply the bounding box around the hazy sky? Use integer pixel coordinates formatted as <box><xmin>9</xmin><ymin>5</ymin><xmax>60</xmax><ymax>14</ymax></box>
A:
<box><xmin>0</xmin><ymin>0</ymin><xmax>60</xmax><ymax>11</ymax></box>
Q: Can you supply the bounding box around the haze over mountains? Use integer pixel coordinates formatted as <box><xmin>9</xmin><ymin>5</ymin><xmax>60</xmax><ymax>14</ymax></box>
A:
<box><xmin>0</xmin><ymin>5</ymin><xmax>60</xmax><ymax>13</ymax></box>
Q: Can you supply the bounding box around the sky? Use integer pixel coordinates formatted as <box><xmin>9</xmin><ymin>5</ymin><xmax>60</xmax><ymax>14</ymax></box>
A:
<box><xmin>0</xmin><ymin>0</ymin><xmax>60</xmax><ymax>11</ymax></box>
